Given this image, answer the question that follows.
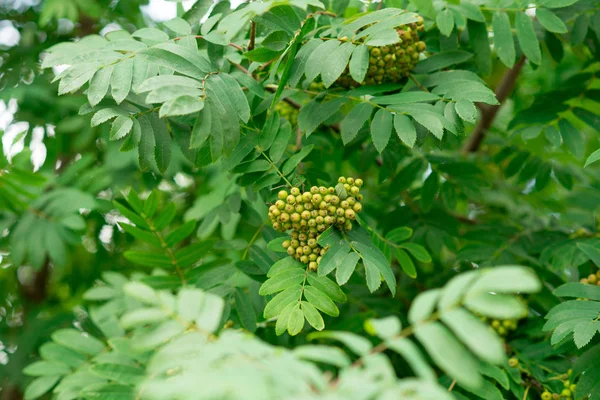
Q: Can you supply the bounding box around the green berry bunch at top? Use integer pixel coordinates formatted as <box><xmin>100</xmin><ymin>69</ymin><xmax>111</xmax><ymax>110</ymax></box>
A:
<box><xmin>489</xmin><ymin>318</ymin><xmax>519</xmax><ymax>337</ymax></box>
<box><xmin>336</xmin><ymin>16</ymin><xmax>426</xmax><ymax>88</ymax></box>
<box><xmin>267</xmin><ymin>177</ymin><xmax>364</xmax><ymax>234</ymax></box>
<box><xmin>267</xmin><ymin>177</ymin><xmax>364</xmax><ymax>270</ymax></box>
<box><xmin>541</xmin><ymin>369</ymin><xmax>576</xmax><ymax>400</ymax></box>
<box><xmin>579</xmin><ymin>269</ymin><xmax>600</xmax><ymax>285</ymax></box>
<box><xmin>274</xmin><ymin>101</ymin><xmax>298</xmax><ymax>126</ymax></box>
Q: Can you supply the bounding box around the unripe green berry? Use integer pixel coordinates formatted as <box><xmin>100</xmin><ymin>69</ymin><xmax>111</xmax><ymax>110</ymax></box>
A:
<box><xmin>330</xmin><ymin>196</ymin><xmax>340</xmax><ymax>204</ymax></box>
<box><xmin>291</xmin><ymin>213</ymin><xmax>300</xmax><ymax>222</ymax></box>
<box><xmin>273</xmin><ymin>222</ymin><xmax>282</xmax><ymax>231</ymax></box>
<box><xmin>552</xmin><ymin>394</ymin><xmax>560</xmax><ymax>400</ymax></box>
<box><xmin>350</xmin><ymin>186</ymin><xmax>360</xmax><ymax>195</ymax></box>
<box><xmin>295</xmin><ymin>204</ymin><xmax>304</xmax><ymax>213</ymax></box>
<box><xmin>347</xmin><ymin>197</ymin><xmax>356</xmax><ymax>206</ymax></box>
<box><xmin>338</xmin><ymin>177</ymin><xmax>346</xmax><ymax>184</ymax></box>
<box><xmin>346</xmin><ymin>177</ymin><xmax>354</xmax><ymax>185</ymax></box>
<box><xmin>299</xmin><ymin>233</ymin><xmax>307</xmax><ymax>241</ymax></box>
<box><xmin>312</xmin><ymin>194</ymin><xmax>322</xmax><ymax>204</ymax></box>
<box><xmin>353</xmin><ymin>203</ymin><xmax>362</xmax><ymax>212</ymax></box>
<box><xmin>310</xmin><ymin>186</ymin><xmax>319</xmax><ymax>194</ymax></box>
<box><xmin>541</xmin><ymin>392</ymin><xmax>551</xmax><ymax>400</ymax></box>
<box><xmin>282</xmin><ymin>240</ymin><xmax>290</xmax><ymax>249</ymax></box>
<box><xmin>343</xmin><ymin>183</ymin><xmax>351</xmax><ymax>191</ymax></box>
<box><xmin>340</xmin><ymin>200</ymin><xmax>350</xmax><ymax>209</ymax></box>
<box><xmin>300</xmin><ymin>255</ymin><xmax>309</xmax><ymax>264</ymax></box>
<box><xmin>336</xmin><ymin>208</ymin><xmax>345</xmax><ymax>217</ymax></box>
<box><xmin>324</xmin><ymin>194</ymin><xmax>332</xmax><ymax>203</ymax></box>
<box><xmin>287</xmin><ymin>247</ymin><xmax>295</xmax><ymax>256</ymax></box>
<box><xmin>328</xmin><ymin>187</ymin><xmax>335</xmax><ymax>194</ymax></box>
<box><xmin>570</xmin><ymin>384</ymin><xmax>576</xmax><ymax>392</ymax></box>
<box><xmin>301</xmin><ymin>210</ymin><xmax>311</xmax><ymax>220</ymax></box>
<box><xmin>300</xmin><ymin>220</ymin><xmax>307</xmax><ymax>227</ymax></box>
<box><xmin>290</xmin><ymin>187</ymin><xmax>300</xmax><ymax>196</ymax></box>
<box><xmin>315</xmin><ymin>216</ymin><xmax>324</xmax><ymax>224</ymax></box>
<box><xmin>508</xmin><ymin>358</ymin><xmax>519</xmax><ymax>368</ymax></box>
<box><xmin>561</xmin><ymin>389</ymin><xmax>571</xmax><ymax>397</ymax></box>
<box><xmin>308</xmin><ymin>219</ymin><xmax>316</xmax><ymax>227</ymax></box>
<box><xmin>302</xmin><ymin>192</ymin><xmax>312</xmax><ymax>202</ymax></box>
<box><xmin>302</xmin><ymin>246</ymin><xmax>310</xmax><ymax>255</ymax></box>
<box><xmin>345</xmin><ymin>209</ymin><xmax>356</xmax><ymax>220</ymax></box>
<box><xmin>296</xmin><ymin>247</ymin><xmax>303</xmax><ymax>255</ymax></box>
<box><xmin>304</xmin><ymin>202</ymin><xmax>314</xmax><ymax>211</ymax></box>
<box><xmin>328</xmin><ymin>206</ymin><xmax>337</xmax><ymax>215</ymax></box>
<box><xmin>280</xmin><ymin>213</ymin><xmax>290</xmax><ymax>222</ymax></box>
<box><xmin>319</xmin><ymin>186</ymin><xmax>328</xmax><ymax>195</ymax></box>
<box><xmin>278</xmin><ymin>190</ymin><xmax>288</xmax><ymax>200</ymax></box>
<box><xmin>286</xmin><ymin>195</ymin><xmax>296</xmax><ymax>204</ymax></box>
<box><xmin>309</xmin><ymin>261</ymin><xmax>317</xmax><ymax>270</ymax></box>
<box><xmin>319</xmin><ymin>201</ymin><xmax>328</xmax><ymax>210</ymax></box>
<box><xmin>325</xmin><ymin>216</ymin><xmax>335</xmax><ymax>224</ymax></box>
<box><xmin>317</xmin><ymin>255</ymin><xmax>323</xmax><ymax>262</ymax></box>
<box><xmin>336</xmin><ymin>217</ymin><xmax>346</xmax><ymax>224</ymax></box>
<box><xmin>276</xmin><ymin>200</ymin><xmax>285</xmax><ymax>209</ymax></box>
<box><xmin>272</xmin><ymin>208</ymin><xmax>281</xmax><ymax>217</ymax></box>
<box><xmin>308</xmin><ymin>238</ymin><xmax>317</xmax><ymax>248</ymax></box>
<box><xmin>291</xmin><ymin>231</ymin><xmax>299</xmax><ymax>239</ymax></box>
<box><xmin>318</xmin><ymin>209</ymin><xmax>327</xmax><ymax>217</ymax></box>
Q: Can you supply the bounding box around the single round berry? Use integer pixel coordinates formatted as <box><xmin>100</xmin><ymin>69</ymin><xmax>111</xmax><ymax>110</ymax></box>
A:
<box><xmin>508</xmin><ymin>358</ymin><xmax>519</xmax><ymax>368</ymax></box>
<box><xmin>353</xmin><ymin>203</ymin><xmax>362</xmax><ymax>212</ymax></box>
<box><xmin>286</xmin><ymin>195</ymin><xmax>296</xmax><ymax>204</ymax></box>
<box><xmin>561</xmin><ymin>389</ymin><xmax>571</xmax><ymax>397</ymax></box>
<box><xmin>336</xmin><ymin>208</ymin><xmax>345</xmax><ymax>217</ymax></box>
<box><xmin>276</xmin><ymin>200</ymin><xmax>285</xmax><ymax>209</ymax></box>
<box><xmin>344</xmin><ymin>183</ymin><xmax>351</xmax><ymax>191</ymax></box>
<box><xmin>345</xmin><ymin>209</ymin><xmax>356</xmax><ymax>220</ymax></box>
<box><xmin>330</xmin><ymin>195</ymin><xmax>339</xmax><ymax>204</ymax></box>
<box><xmin>298</xmin><ymin>233</ymin><xmax>307</xmax><ymax>241</ymax></box>
<box><xmin>291</xmin><ymin>231</ymin><xmax>299</xmax><ymax>239</ymax></box>
<box><xmin>309</xmin><ymin>261</ymin><xmax>317</xmax><ymax>271</ymax></box>
<box><xmin>300</xmin><ymin>255</ymin><xmax>309</xmax><ymax>263</ymax></box>
<box><xmin>340</xmin><ymin>200</ymin><xmax>350</xmax><ymax>209</ymax></box>
<box><xmin>291</xmin><ymin>239</ymin><xmax>299</xmax><ymax>247</ymax></box>
<box><xmin>272</xmin><ymin>208</ymin><xmax>281</xmax><ymax>217</ymax></box>
<box><xmin>291</xmin><ymin>213</ymin><xmax>300</xmax><ymax>222</ymax></box>
<box><xmin>309</xmin><ymin>254</ymin><xmax>317</xmax><ymax>261</ymax></box>
<box><xmin>319</xmin><ymin>186</ymin><xmax>328</xmax><ymax>195</ymax></box>
<box><xmin>280</xmin><ymin>213</ymin><xmax>290</xmax><ymax>222</ymax></box>
<box><xmin>285</xmin><ymin>204</ymin><xmax>294</xmax><ymax>213</ymax></box>
<box><xmin>541</xmin><ymin>392</ymin><xmax>551</xmax><ymax>400</ymax></box>
<box><xmin>312</xmin><ymin>194</ymin><xmax>322</xmax><ymax>204</ymax></box>
<box><xmin>278</xmin><ymin>190</ymin><xmax>288</xmax><ymax>200</ymax></box>
<box><xmin>308</xmin><ymin>219</ymin><xmax>316</xmax><ymax>227</ymax></box>
<box><xmin>302</xmin><ymin>192</ymin><xmax>312</xmax><ymax>202</ymax></box>
<box><xmin>315</xmin><ymin>216</ymin><xmax>324</xmax><ymax>224</ymax></box>
<box><xmin>287</xmin><ymin>247</ymin><xmax>295</xmax><ymax>256</ymax></box>
<box><xmin>328</xmin><ymin>187</ymin><xmax>335</xmax><ymax>194</ymax></box>
<box><xmin>295</xmin><ymin>204</ymin><xmax>304</xmax><ymax>213</ymax></box>
<box><xmin>350</xmin><ymin>186</ymin><xmax>360</xmax><ymax>195</ymax></box>
<box><xmin>290</xmin><ymin>187</ymin><xmax>300</xmax><ymax>196</ymax></box>
<box><xmin>338</xmin><ymin>177</ymin><xmax>346</xmax><ymax>184</ymax></box>
<box><xmin>282</xmin><ymin>240</ymin><xmax>290</xmax><ymax>249</ymax></box>
<box><xmin>589</xmin><ymin>274</ymin><xmax>598</xmax><ymax>284</ymax></box>
<box><xmin>347</xmin><ymin>177</ymin><xmax>354</xmax><ymax>185</ymax></box>
<box><xmin>355</xmin><ymin>178</ymin><xmax>363</xmax><ymax>187</ymax></box>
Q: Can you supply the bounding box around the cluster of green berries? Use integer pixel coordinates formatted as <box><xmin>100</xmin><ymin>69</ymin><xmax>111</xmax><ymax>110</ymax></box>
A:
<box><xmin>268</xmin><ymin>177</ymin><xmax>364</xmax><ymax>270</ymax></box>
<box><xmin>281</xmin><ymin>231</ymin><xmax>327</xmax><ymax>271</ymax></box>
<box><xmin>337</xmin><ymin>17</ymin><xmax>426</xmax><ymax>88</ymax></box>
<box><xmin>541</xmin><ymin>369</ymin><xmax>576</xmax><ymax>399</ymax></box>
<box><xmin>579</xmin><ymin>269</ymin><xmax>600</xmax><ymax>285</ymax></box>
<box><xmin>274</xmin><ymin>101</ymin><xmax>298</xmax><ymax>126</ymax></box>
<box><xmin>489</xmin><ymin>318</ymin><xmax>519</xmax><ymax>336</ymax></box>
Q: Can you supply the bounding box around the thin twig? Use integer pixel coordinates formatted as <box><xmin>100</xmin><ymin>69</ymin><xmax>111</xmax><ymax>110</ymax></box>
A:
<box><xmin>248</xmin><ymin>22</ymin><xmax>257</xmax><ymax>51</ymax></box>
<box><xmin>448</xmin><ymin>380</ymin><xmax>457</xmax><ymax>391</ymax></box>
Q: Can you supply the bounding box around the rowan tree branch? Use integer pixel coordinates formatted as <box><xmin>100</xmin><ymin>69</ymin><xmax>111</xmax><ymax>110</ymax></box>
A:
<box><xmin>462</xmin><ymin>56</ymin><xmax>527</xmax><ymax>154</ymax></box>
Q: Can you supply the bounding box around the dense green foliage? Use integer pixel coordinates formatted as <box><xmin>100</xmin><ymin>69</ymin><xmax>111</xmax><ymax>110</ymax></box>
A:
<box><xmin>1</xmin><ymin>0</ymin><xmax>600</xmax><ymax>399</ymax></box>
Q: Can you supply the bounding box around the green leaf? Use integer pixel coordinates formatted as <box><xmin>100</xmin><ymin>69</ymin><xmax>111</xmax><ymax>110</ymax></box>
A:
<box><xmin>149</xmin><ymin>115</ymin><xmax>172</xmax><ymax>173</ymax></box>
<box><xmin>341</xmin><ymin>103</ymin><xmax>373</xmax><ymax>145</ymax></box>
<box><xmin>38</xmin><ymin>343</ymin><xmax>87</xmax><ymax>368</ymax></box>
<box><xmin>536</xmin><ymin>8</ymin><xmax>568</xmax><ymax>33</ymax></box>
<box><xmin>321</xmin><ymin>42</ymin><xmax>355</xmax><ymax>88</ymax></box>
<box><xmin>89</xmin><ymin>363</ymin><xmax>144</xmax><ymax>385</ymax></box>
<box><xmin>585</xmin><ymin>148</ymin><xmax>600</xmax><ymax>167</ymax></box>
<box><xmin>455</xmin><ymin>98</ymin><xmax>478</xmax><ymax>123</ymax></box>
<box><xmin>372</xmin><ymin>92</ymin><xmax>441</xmax><ymax>105</ymax></box>
<box><xmin>394</xmin><ymin>248</ymin><xmax>417</xmax><ymax>278</ymax></box>
<box><xmin>577</xmin><ymin>242</ymin><xmax>600</xmax><ymax>267</ymax></box>
<box><xmin>24</xmin><ymin>376</ymin><xmax>60</xmax><ymax>400</ymax></box>
<box><xmin>365</xmin><ymin>29</ymin><xmax>400</xmax><ymax>46</ymax></box>
<box><xmin>571</xmin><ymin>14</ymin><xmax>589</xmax><ymax>46</ymax></box>
<box><xmin>308</xmin><ymin>331</ymin><xmax>373</xmax><ymax>356</ymax></box>
<box><xmin>365</xmin><ymin>316</ymin><xmax>401</xmax><ymax>339</ymax></box>
<box><xmin>371</xmin><ymin>108</ymin><xmax>393</xmax><ymax>153</ymax></box>
<box><xmin>336</xmin><ymin>252</ymin><xmax>360</xmax><ymax>285</ymax></box>
<box><xmin>553</xmin><ymin>282</ymin><xmax>600</xmax><ymax>301</ymax></box>
<box><xmin>386</xmin><ymin>338</ymin><xmax>436</xmax><ymax>381</ymax></box>
<box><xmin>165</xmin><ymin>220</ymin><xmax>196</xmax><ymax>247</ymax></box>
<box><xmin>245</xmin><ymin>47</ymin><xmax>282</xmax><ymax>62</ymax></box>
<box><xmin>264</xmin><ymin>285</ymin><xmax>302</xmax><ymax>318</ymax></box>
<box><xmin>51</xmin><ymin>329</ymin><xmax>105</xmax><ymax>356</ymax></box>
<box><xmin>23</xmin><ymin>361</ymin><xmax>71</xmax><ymax>376</ymax></box>
<box><xmin>413</xmin><ymin>50</ymin><xmax>473</xmax><ymax>74</ymax></box>
<box><xmin>540</xmin><ymin>0</ymin><xmax>579</xmax><ymax>8</ymax></box>
<box><xmin>305</xmin><ymin>40</ymin><xmax>341</xmax><ymax>82</ymax></box>
<box><xmin>441</xmin><ymin>308</ymin><xmax>506</xmax><ymax>364</ymax></box>
<box><xmin>163</xmin><ymin>17</ymin><xmax>192</xmax><ymax>35</ymax></box>
<box><xmin>121</xmin><ymin>308</ymin><xmax>169</xmax><ymax>329</ymax></box>
<box><xmin>409</xmin><ymin>289</ymin><xmax>441</xmax><ymax>323</ymax></box>
<box><xmin>111</xmin><ymin>58</ymin><xmax>133</xmax><ymax>104</ymax></box>
<box><xmin>574</xmin><ymin>321</ymin><xmax>599</xmax><ymax>348</ymax></box>
<box><xmin>304</xmin><ymin>286</ymin><xmax>339</xmax><ymax>317</ymax></box>
<box><xmin>307</xmin><ymin>272</ymin><xmax>347</xmax><ymax>303</ymax></box>
<box><xmin>415</xmin><ymin>322</ymin><xmax>482</xmax><ymax>389</ymax></box>
<box><xmin>353</xmin><ymin>240</ymin><xmax>396</xmax><ymax>296</ymax></box>
<box><xmin>349</xmin><ymin>44</ymin><xmax>369</xmax><ymax>84</ymax></box>
<box><xmin>88</xmin><ymin>66</ymin><xmax>113</xmax><ymax>107</ymax></box>
<box><xmin>80</xmin><ymin>383</ymin><xmax>134</xmax><ymax>400</ymax></box>
<box><xmin>515</xmin><ymin>12</ymin><xmax>542</xmax><ymax>65</ymax></box>
<box><xmin>235</xmin><ymin>288</ymin><xmax>258</xmax><ymax>332</ymax></box>
<box><xmin>467</xmin><ymin>265</ymin><xmax>541</xmax><ymax>295</ymax></box>
<box><xmin>467</xmin><ymin>20</ymin><xmax>491</xmax><ymax>76</ymax></box>
<box><xmin>281</xmin><ymin>144</ymin><xmax>314</xmax><ymax>175</ymax></box>
<box><xmin>287</xmin><ymin>306</ymin><xmax>305</xmax><ymax>335</ymax></box>
<box><xmin>298</xmin><ymin>98</ymin><xmax>346</xmax><ymax>136</ymax></box>
<box><xmin>437</xmin><ymin>9</ymin><xmax>454</xmax><ymax>36</ymax></box>
<box><xmin>409</xmin><ymin>0</ymin><xmax>435</xmax><ymax>20</ymax></box>
<box><xmin>420</xmin><ymin>170</ymin><xmax>438</xmax><ymax>212</ymax></box>
<box><xmin>394</xmin><ymin>113</ymin><xmax>417</xmax><ymax>148</ymax></box>
<box><xmin>493</xmin><ymin>12</ymin><xmax>516</xmax><ymax>68</ymax></box>
<box><xmin>159</xmin><ymin>95</ymin><xmax>204</xmax><ymax>118</ymax></box>
<box><xmin>301</xmin><ymin>301</ymin><xmax>325</xmax><ymax>331</ymax></box>
<box><xmin>386</xmin><ymin>227</ymin><xmax>413</xmax><ymax>243</ymax></box>
<box><xmin>259</xmin><ymin>267</ymin><xmax>305</xmax><ymax>296</ymax></box>
<box><xmin>559</xmin><ymin>119</ymin><xmax>584</xmax><ymax>158</ymax></box>
<box><xmin>400</xmin><ymin>243</ymin><xmax>432</xmax><ymax>263</ymax></box>
<box><xmin>294</xmin><ymin>344</ymin><xmax>350</xmax><ymax>366</ymax></box>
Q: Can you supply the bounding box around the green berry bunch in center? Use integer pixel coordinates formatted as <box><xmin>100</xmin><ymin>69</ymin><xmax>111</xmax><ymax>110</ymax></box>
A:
<box><xmin>337</xmin><ymin>16</ymin><xmax>426</xmax><ymax>88</ymax></box>
<box><xmin>268</xmin><ymin>177</ymin><xmax>364</xmax><ymax>270</ymax></box>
